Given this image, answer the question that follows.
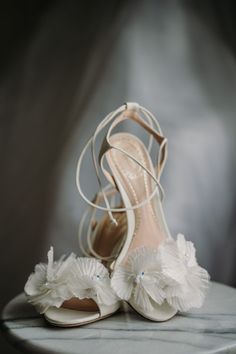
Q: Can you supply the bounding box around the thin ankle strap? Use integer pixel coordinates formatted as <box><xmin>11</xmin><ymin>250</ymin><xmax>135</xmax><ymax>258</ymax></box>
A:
<box><xmin>99</xmin><ymin>105</ymin><xmax>167</xmax><ymax>188</ymax></box>
<box><xmin>76</xmin><ymin>103</ymin><xmax>167</xmax><ymax>224</ymax></box>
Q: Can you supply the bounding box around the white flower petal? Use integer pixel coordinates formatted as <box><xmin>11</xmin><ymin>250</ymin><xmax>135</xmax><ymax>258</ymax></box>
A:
<box><xmin>159</xmin><ymin>240</ymin><xmax>186</xmax><ymax>284</ymax></box>
<box><xmin>176</xmin><ymin>234</ymin><xmax>187</xmax><ymax>253</ymax></box>
<box><xmin>133</xmin><ymin>283</ymin><xmax>153</xmax><ymax>312</ymax></box>
<box><xmin>71</xmin><ymin>257</ymin><xmax>118</xmax><ymax>306</ymax></box>
<box><xmin>25</xmin><ymin>249</ymin><xmax>78</xmax><ymax>313</ymax></box>
<box><xmin>24</xmin><ymin>263</ymin><xmax>47</xmax><ymax>296</ymax></box>
<box><xmin>176</xmin><ymin>234</ymin><xmax>197</xmax><ymax>267</ymax></box>
<box><xmin>46</xmin><ymin>246</ymin><xmax>54</xmax><ymax>281</ymax></box>
<box><xmin>95</xmin><ymin>279</ymin><xmax>118</xmax><ymax>306</ymax></box>
<box><xmin>141</xmin><ymin>276</ymin><xmax>166</xmax><ymax>305</ymax></box>
<box><xmin>164</xmin><ymin>235</ymin><xmax>210</xmax><ymax>311</ymax></box>
<box><xmin>111</xmin><ymin>266</ymin><xmax>134</xmax><ymax>300</ymax></box>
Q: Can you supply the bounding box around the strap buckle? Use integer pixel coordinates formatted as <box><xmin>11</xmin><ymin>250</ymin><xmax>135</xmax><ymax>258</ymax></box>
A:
<box><xmin>124</xmin><ymin>102</ymin><xmax>140</xmax><ymax>111</ymax></box>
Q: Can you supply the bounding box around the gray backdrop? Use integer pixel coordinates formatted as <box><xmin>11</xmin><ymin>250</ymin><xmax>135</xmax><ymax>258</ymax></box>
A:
<box><xmin>1</xmin><ymin>1</ymin><xmax>236</xmax><ymax>352</ymax></box>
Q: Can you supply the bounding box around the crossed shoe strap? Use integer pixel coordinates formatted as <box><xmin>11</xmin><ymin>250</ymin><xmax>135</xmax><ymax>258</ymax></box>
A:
<box><xmin>78</xmin><ymin>185</ymin><xmax>121</xmax><ymax>260</ymax></box>
<box><xmin>76</xmin><ymin>103</ymin><xmax>167</xmax><ymax>225</ymax></box>
<box><xmin>98</xmin><ymin>103</ymin><xmax>167</xmax><ymax>198</ymax></box>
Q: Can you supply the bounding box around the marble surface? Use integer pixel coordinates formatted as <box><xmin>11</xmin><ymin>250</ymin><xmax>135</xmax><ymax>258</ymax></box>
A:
<box><xmin>1</xmin><ymin>282</ymin><xmax>236</xmax><ymax>354</ymax></box>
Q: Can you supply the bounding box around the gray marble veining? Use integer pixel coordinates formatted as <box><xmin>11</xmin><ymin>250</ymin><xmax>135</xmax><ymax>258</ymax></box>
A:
<box><xmin>1</xmin><ymin>282</ymin><xmax>236</xmax><ymax>354</ymax></box>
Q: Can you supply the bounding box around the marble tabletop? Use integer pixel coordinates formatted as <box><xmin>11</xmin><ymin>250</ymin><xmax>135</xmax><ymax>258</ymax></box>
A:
<box><xmin>1</xmin><ymin>282</ymin><xmax>236</xmax><ymax>354</ymax></box>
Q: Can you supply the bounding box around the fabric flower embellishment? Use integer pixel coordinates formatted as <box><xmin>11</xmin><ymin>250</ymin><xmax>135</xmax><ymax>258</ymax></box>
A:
<box><xmin>71</xmin><ymin>257</ymin><xmax>118</xmax><ymax>306</ymax></box>
<box><xmin>111</xmin><ymin>234</ymin><xmax>210</xmax><ymax>313</ymax></box>
<box><xmin>24</xmin><ymin>247</ymin><xmax>119</xmax><ymax>314</ymax></box>
<box><xmin>24</xmin><ymin>247</ymin><xmax>77</xmax><ymax>313</ymax></box>
<box><xmin>159</xmin><ymin>234</ymin><xmax>210</xmax><ymax>312</ymax></box>
<box><xmin>111</xmin><ymin>247</ymin><xmax>167</xmax><ymax>312</ymax></box>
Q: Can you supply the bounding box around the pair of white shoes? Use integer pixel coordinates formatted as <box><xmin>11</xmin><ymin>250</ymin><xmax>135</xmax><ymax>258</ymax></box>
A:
<box><xmin>24</xmin><ymin>103</ymin><xmax>210</xmax><ymax>327</ymax></box>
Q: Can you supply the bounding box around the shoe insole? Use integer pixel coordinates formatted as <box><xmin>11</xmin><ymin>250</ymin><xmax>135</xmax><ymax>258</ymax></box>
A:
<box><xmin>106</xmin><ymin>132</ymin><xmax>168</xmax><ymax>263</ymax></box>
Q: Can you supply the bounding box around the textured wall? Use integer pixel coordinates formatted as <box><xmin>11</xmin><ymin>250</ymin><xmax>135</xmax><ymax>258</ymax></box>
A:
<box><xmin>1</xmin><ymin>0</ymin><xmax>236</xmax><ymax>352</ymax></box>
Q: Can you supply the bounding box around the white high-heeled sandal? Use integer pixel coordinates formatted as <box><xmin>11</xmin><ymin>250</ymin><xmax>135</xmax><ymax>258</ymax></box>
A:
<box><xmin>24</xmin><ymin>246</ymin><xmax>120</xmax><ymax>327</ymax></box>
<box><xmin>24</xmin><ymin>189</ymin><xmax>121</xmax><ymax>328</ymax></box>
<box><xmin>76</xmin><ymin>102</ymin><xmax>210</xmax><ymax>321</ymax></box>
